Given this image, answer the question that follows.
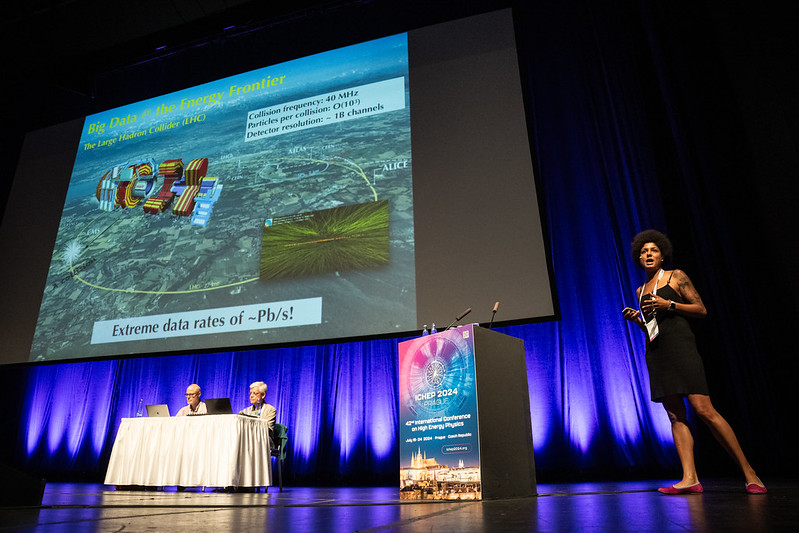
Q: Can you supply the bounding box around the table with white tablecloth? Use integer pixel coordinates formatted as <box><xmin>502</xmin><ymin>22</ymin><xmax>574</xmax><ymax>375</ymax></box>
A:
<box><xmin>104</xmin><ymin>414</ymin><xmax>272</xmax><ymax>488</ymax></box>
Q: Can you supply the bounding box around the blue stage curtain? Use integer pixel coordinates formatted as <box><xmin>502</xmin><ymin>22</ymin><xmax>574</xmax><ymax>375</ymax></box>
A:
<box><xmin>11</xmin><ymin>1</ymin><xmax>778</xmax><ymax>482</ymax></box>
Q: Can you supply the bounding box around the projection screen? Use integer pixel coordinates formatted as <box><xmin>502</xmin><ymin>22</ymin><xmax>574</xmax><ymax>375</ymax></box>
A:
<box><xmin>0</xmin><ymin>8</ymin><xmax>556</xmax><ymax>365</ymax></box>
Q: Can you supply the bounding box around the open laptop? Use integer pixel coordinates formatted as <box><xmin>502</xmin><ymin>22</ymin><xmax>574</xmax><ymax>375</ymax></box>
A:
<box><xmin>145</xmin><ymin>404</ymin><xmax>170</xmax><ymax>417</ymax></box>
<box><xmin>205</xmin><ymin>398</ymin><xmax>233</xmax><ymax>415</ymax></box>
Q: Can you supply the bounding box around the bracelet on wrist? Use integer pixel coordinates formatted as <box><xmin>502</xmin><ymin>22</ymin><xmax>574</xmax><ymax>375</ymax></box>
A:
<box><xmin>668</xmin><ymin>300</ymin><xmax>676</xmax><ymax>312</ymax></box>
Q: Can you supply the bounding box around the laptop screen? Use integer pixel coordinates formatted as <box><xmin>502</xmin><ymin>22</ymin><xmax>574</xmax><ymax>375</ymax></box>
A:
<box><xmin>205</xmin><ymin>398</ymin><xmax>233</xmax><ymax>415</ymax></box>
<box><xmin>145</xmin><ymin>404</ymin><xmax>170</xmax><ymax>417</ymax></box>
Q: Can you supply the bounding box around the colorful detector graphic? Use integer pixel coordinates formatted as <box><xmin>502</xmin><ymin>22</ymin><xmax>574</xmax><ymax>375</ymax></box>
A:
<box><xmin>94</xmin><ymin>157</ymin><xmax>222</xmax><ymax>227</ymax></box>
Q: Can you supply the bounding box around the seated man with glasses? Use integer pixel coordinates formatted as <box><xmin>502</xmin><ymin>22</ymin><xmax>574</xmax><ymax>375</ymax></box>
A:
<box><xmin>175</xmin><ymin>383</ymin><xmax>207</xmax><ymax>416</ymax></box>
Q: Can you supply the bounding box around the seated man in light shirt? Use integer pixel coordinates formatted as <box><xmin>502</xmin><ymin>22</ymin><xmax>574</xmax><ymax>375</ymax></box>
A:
<box><xmin>175</xmin><ymin>383</ymin><xmax>207</xmax><ymax>416</ymax></box>
<box><xmin>238</xmin><ymin>381</ymin><xmax>276</xmax><ymax>445</ymax></box>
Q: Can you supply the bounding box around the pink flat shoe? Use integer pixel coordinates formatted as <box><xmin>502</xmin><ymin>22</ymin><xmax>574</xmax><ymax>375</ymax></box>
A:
<box><xmin>658</xmin><ymin>483</ymin><xmax>703</xmax><ymax>494</ymax></box>
<box><xmin>745</xmin><ymin>483</ymin><xmax>767</xmax><ymax>494</ymax></box>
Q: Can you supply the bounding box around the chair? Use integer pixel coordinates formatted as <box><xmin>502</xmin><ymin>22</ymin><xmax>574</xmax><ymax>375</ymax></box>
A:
<box><xmin>270</xmin><ymin>423</ymin><xmax>288</xmax><ymax>492</ymax></box>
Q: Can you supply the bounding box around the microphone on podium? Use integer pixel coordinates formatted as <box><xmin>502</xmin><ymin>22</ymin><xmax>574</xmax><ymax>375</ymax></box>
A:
<box><xmin>445</xmin><ymin>307</ymin><xmax>472</xmax><ymax>330</ymax></box>
<box><xmin>488</xmin><ymin>301</ymin><xmax>500</xmax><ymax>329</ymax></box>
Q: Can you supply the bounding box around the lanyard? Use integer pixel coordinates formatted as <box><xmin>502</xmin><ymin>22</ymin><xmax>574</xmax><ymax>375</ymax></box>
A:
<box><xmin>639</xmin><ymin>268</ymin><xmax>664</xmax><ymax>309</ymax></box>
<box><xmin>639</xmin><ymin>269</ymin><xmax>663</xmax><ymax>342</ymax></box>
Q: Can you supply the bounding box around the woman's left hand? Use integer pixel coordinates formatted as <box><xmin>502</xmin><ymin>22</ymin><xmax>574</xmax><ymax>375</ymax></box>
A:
<box><xmin>642</xmin><ymin>293</ymin><xmax>666</xmax><ymax>314</ymax></box>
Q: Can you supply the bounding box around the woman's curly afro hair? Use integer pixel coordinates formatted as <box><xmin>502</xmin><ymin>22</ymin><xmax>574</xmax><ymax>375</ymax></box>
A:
<box><xmin>631</xmin><ymin>229</ymin><xmax>673</xmax><ymax>267</ymax></box>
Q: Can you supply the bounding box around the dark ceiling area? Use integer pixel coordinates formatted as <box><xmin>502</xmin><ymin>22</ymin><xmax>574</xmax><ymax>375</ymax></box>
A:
<box><xmin>4</xmin><ymin>0</ymin><xmax>336</xmax><ymax>77</ymax></box>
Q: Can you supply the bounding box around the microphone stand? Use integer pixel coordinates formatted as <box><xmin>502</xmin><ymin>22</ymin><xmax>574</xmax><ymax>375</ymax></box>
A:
<box><xmin>487</xmin><ymin>302</ymin><xmax>499</xmax><ymax>329</ymax></box>
<box><xmin>445</xmin><ymin>308</ymin><xmax>472</xmax><ymax>330</ymax></box>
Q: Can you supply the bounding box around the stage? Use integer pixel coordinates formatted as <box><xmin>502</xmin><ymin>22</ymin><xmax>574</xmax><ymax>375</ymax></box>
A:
<box><xmin>1</xmin><ymin>479</ymin><xmax>797</xmax><ymax>532</ymax></box>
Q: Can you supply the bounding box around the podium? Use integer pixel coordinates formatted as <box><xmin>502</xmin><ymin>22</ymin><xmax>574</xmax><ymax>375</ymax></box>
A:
<box><xmin>398</xmin><ymin>324</ymin><xmax>536</xmax><ymax>500</ymax></box>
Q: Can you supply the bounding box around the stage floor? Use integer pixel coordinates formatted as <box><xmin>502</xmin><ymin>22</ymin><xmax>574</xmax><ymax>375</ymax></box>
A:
<box><xmin>1</xmin><ymin>479</ymin><xmax>797</xmax><ymax>532</ymax></box>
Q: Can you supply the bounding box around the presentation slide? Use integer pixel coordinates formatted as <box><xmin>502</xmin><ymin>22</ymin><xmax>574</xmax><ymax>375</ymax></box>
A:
<box><xmin>1</xmin><ymin>9</ymin><xmax>556</xmax><ymax>365</ymax></box>
<box><xmin>30</xmin><ymin>35</ymin><xmax>414</xmax><ymax>362</ymax></box>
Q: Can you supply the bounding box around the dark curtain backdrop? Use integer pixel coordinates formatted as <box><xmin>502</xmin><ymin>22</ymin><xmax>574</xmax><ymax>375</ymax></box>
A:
<box><xmin>2</xmin><ymin>0</ymin><xmax>794</xmax><ymax>484</ymax></box>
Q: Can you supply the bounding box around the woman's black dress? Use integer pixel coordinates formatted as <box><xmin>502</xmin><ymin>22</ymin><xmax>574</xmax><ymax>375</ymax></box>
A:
<box><xmin>643</xmin><ymin>283</ymin><xmax>709</xmax><ymax>402</ymax></box>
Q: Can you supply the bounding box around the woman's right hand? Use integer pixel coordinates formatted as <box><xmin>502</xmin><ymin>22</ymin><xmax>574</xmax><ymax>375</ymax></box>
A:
<box><xmin>622</xmin><ymin>307</ymin><xmax>641</xmax><ymax>322</ymax></box>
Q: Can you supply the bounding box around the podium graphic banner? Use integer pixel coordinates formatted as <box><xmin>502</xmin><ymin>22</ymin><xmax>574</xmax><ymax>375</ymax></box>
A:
<box><xmin>398</xmin><ymin>324</ymin><xmax>481</xmax><ymax>500</ymax></box>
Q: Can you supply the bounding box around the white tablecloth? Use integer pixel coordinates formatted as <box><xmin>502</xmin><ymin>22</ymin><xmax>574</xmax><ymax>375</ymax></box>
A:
<box><xmin>104</xmin><ymin>415</ymin><xmax>272</xmax><ymax>487</ymax></box>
